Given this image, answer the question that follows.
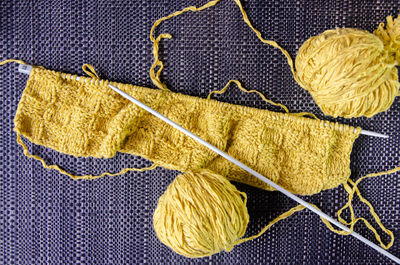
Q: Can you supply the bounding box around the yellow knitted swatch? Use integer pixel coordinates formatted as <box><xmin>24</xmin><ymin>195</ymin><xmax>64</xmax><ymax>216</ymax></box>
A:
<box><xmin>14</xmin><ymin>66</ymin><xmax>360</xmax><ymax>195</ymax></box>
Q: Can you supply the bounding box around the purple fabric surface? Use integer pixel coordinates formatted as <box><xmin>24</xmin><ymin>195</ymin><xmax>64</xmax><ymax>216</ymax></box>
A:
<box><xmin>1</xmin><ymin>0</ymin><xmax>400</xmax><ymax>264</ymax></box>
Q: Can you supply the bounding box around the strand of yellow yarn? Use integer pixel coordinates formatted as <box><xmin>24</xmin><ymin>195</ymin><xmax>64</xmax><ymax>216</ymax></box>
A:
<box><xmin>82</xmin><ymin>63</ymin><xmax>100</xmax><ymax>78</ymax></box>
<box><xmin>149</xmin><ymin>0</ymin><xmax>220</xmax><ymax>91</ymax></box>
<box><xmin>207</xmin><ymin>79</ymin><xmax>319</xmax><ymax>119</ymax></box>
<box><xmin>207</xmin><ymin>79</ymin><xmax>290</xmax><ymax>113</ymax></box>
<box><xmin>149</xmin><ymin>0</ymin><xmax>303</xmax><ymax>92</ymax></box>
<box><xmin>16</xmin><ymin>133</ymin><xmax>158</xmax><ymax>180</ymax></box>
<box><xmin>316</xmin><ymin>179</ymin><xmax>395</xmax><ymax>249</ymax></box>
<box><xmin>336</xmin><ymin>168</ymin><xmax>400</xmax><ymax>249</ymax></box>
<box><xmin>0</xmin><ymin>59</ymin><xmax>28</xmax><ymax>66</ymax></box>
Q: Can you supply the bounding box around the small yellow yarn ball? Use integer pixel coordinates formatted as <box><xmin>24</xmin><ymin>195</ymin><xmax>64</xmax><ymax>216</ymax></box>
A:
<box><xmin>153</xmin><ymin>170</ymin><xmax>249</xmax><ymax>258</ymax></box>
<box><xmin>295</xmin><ymin>15</ymin><xmax>400</xmax><ymax>118</ymax></box>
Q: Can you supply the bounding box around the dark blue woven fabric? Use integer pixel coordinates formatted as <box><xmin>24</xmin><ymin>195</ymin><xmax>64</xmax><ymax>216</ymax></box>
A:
<box><xmin>1</xmin><ymin>0</ymin><xmax>400</xmax><ymax>264</ymax></box>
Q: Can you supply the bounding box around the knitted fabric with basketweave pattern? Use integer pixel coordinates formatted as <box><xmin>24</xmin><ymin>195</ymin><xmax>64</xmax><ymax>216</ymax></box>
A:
<box><xmin>14</xmin><ymin>66</ymin><xmax>360</xmax><ymax>195</ymax></box>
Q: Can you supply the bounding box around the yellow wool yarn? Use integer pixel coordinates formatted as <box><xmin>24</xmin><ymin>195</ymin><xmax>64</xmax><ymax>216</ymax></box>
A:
<box><xmin>295</xmin><ymin>21</ymin><xmax>400</xmax><ymax>118</ymax></box>
<box><xmin>153</xmin><ymin>170</ymin><xmax>249</xmax><ymax>258</ymax></box>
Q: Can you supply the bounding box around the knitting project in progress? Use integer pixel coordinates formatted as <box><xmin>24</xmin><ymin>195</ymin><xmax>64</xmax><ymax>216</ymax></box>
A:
<box><xmin>2</xmin><ymin>0</ymin><xmax>400</xmax><ymax>260</ymax></box>
<box><xmin>14</xmin><ymin>66</ymin><xmax>360</xmax><ymax>195</ymax></box>
<box><xmin>2</xmin><ymin>60</ymin><xmax>392</xmax><ymax>258</ymax></box>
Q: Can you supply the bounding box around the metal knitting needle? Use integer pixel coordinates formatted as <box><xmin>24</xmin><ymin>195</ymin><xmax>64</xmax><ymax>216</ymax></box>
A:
<box><xmin>16</xmin><ymin>64</ymin><xmax>389</xmax><ymax>139</ymax></box>
<box><xmin>106</xmin><ymin>83</ymin><xmax>399</xmax><ymax>264</ymax></box>
<box><xmin>357</xmin><ymin>129</ymin><xmax>388</xmax><ymax>138</ymax></box>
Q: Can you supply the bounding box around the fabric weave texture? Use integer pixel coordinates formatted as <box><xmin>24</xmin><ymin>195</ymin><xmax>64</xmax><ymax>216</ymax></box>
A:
<box><xmin>1</xmin><ymin>0</ymin><xmax>400</xmax><ymax>264</ymax></box>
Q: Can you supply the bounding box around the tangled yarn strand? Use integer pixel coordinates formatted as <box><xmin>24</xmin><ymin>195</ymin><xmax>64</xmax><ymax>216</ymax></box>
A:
<box><xmin>16</xmin><ymin>134</ymin><xmax>158</xmax><ymax>180</ymax></box>
<box><xmin>149</xmin><ymin>0</ymin><xmax>305</xmax><ymax>91</ymax></box>
<box><xmin>149</xmin><ymin>0</ymin><xmax>221</xmax><ymax>90</ymax></box>
<box><xmin>207</xmin><ymin>79</ymin><xmax>290</xmax><ymax>113</ymax></box>
<box><xmin>336</xmin><ymin>168</ymin><xmax>400</xmax><ymax>249</ymax></box>
<box><xmin>207</xmin><ymin>79</ymin><xmax>319</xmax><ymax>119</ymax></box>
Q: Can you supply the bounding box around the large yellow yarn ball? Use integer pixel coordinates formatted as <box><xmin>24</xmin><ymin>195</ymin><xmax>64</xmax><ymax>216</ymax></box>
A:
<box><xmin>153</xmin><ymin>170</ymin><xmax>249</xmax><ymax>258</ymax></box>
<box><xmin>295</xmin><ymin>16</ymin><xmax>400</xmax><ymax>118</ymax></box>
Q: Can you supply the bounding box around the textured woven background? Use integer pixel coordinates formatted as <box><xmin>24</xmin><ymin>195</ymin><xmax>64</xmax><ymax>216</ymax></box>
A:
<box><xmin>1</xmin><ymin>0</ymin><xmax>400</xmax><ymax>264</ymax></box>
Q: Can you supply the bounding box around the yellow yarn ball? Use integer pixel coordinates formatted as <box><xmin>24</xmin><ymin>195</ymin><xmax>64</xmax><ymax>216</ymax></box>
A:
<box><xmin>153</xmin><ymin>170</ymin><xmax>249</xmax><ymax>258</ymax></box>
<box><xmin>295</xmin><ymin>15</ymin><xmax>400</xmax><ymax>118</ymax></box>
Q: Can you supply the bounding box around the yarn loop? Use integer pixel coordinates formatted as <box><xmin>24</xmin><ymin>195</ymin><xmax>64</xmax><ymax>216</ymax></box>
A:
<box><xmin>374</xmin><ymin>14</ymin><xmax>400</xmax><ymax>65</ymax></box>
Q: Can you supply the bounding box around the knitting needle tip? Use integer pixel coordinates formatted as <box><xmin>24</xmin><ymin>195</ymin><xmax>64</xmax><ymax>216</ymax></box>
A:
<box><xmin>360</xmin><ymin>129</ymin><xmax>389</xmax><ymax>139</ymax></box>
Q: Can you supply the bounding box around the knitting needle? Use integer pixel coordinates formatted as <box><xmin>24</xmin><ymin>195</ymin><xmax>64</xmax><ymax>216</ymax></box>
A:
<box><xmin>358</xmin><ymin>129</ymin><xmax>388</xmax><ymax>138</ymax></box>
<box><xmin>16</xmin><ymin>64</ymin><xmax>389</xmax><ymax>139</ymax></box>
<box><xmin>106</xmin><ymin>83</ymin><xmax>399</xmax><ymax>264</ymax></box>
